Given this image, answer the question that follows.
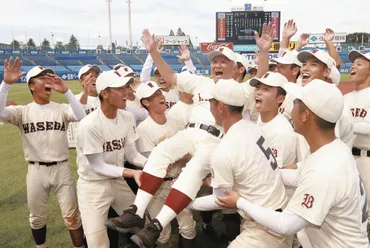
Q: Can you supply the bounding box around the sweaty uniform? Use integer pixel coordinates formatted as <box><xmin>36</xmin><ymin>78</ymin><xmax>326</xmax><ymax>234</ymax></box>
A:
<box><xmin>257</xmin><ymin>113</ymin><xmax>297</xmax><ymax>168</ymax></box>
<box><xmin>286</xmin><ymin>139</ymin><xmax>369</xmax><ymax>248</ymax></box>
<box><xmin>211</xmin><ymin>119</ymin><xmax>288</xmax><ymax>248</ymax></box>
<box><xmin>0</xmin><ymin>83</ymin><xmax>82</xmax><ymax>232</ymax></box>
<box><xmin>76</xmin><ymin>107</ymin><xmax>138</xmax><ymax>247</ymax></box>
<box><xmin>344</xmin><ymin>87</ymin><xmax>370</xmax><ymax>221</ymax></box>
<box><xmin>136</xmin><ymin>115</ymin><xmax>196</xmax><ymax>244</ymax></box>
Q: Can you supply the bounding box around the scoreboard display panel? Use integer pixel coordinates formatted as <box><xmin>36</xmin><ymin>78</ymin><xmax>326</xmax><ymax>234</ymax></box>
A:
<box><xmin>216</xmin><ymin>11</ymin><xmax>281</xmax><ymax>45</ymax></box>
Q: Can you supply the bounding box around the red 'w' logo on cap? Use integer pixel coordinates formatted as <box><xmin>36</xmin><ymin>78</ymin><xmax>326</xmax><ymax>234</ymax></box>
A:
<box><xmin>281</xmin><ymin>52</ymin><xmax>287</xmax><ymax>57</ymax></box>
<box><xmin>124</xmin><ymin>67</ymin><xmax>128</xmax><ymax>72</ymax></box>
<box><xmin>313</xmin><ymin>49</ymin><xmax>320</xmax><ymax>54</ymax></box>
<box><xmin>147</xmin><ymin>82</ymin><xmax>154</xmax><ymax>88</ymax></box>
<box><xmin>219</xmin><ymin>47</ymin><xmax>224</xmax><ymax>52</ymax></box>
<box><xmin>114</xmin><ymin>71</ymin><xmax>122</xmax><ymax>77</ymax></box>
<box><xmin>263</xmin><ymin>72</ymin><xmax>270</xmax><ymax>78</ymax></box>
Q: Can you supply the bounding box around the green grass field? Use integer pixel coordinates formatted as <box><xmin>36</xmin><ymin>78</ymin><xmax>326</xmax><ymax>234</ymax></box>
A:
<box><xmin>0</xmin><ymin>76</ymin><xmax>353</xmax><ymax>247</ymax></box>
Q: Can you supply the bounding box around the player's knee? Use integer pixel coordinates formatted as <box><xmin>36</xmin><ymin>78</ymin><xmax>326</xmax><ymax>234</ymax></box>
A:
<box><xmin>63</xmin><ymin>209</ymin><xmax>82</xmax><ymax>230</ymax></box>
<box><xmin>29</xmin><ymin>215</ymin><xmax>47</xmax><ymax>230</ymax></box>
<box><xmin>179</xmin><ymin>225</ymin><xmax>197</xmax><ymax>240</ymax></box>
<box><xmin>178</xmin><ymin>215</ymin><xmax>197</xmax><ymax>239</ymax></box>
<box><xmin>85</xmin><ymin>229</ymin><xmax>110</xmax><ymax>248</ymax></box>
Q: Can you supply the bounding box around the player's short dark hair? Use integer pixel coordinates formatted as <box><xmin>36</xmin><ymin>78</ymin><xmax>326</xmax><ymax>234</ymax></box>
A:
<box><xmin>140</xmin><ymin>98</ymin><xmax>149</xmax><ymax>112</ymax></box>
<box><xmin>227</xmin><ymin>105</ymin><xmax>244</xmax><ymax>113</ymax></box>
<box><xmin>98</xmin><ymin>87</ymin><xmax>111</xmax><ymax>102</ymax></box>
<box><xmin>237</xmin><ymin>62</ymin><xmax>247</xmax><ymax>80</ymax></box>
<box><xmin>291</xmin><ymin>64</ymin><xmax>301</xmax><ymax>80</ymax></box>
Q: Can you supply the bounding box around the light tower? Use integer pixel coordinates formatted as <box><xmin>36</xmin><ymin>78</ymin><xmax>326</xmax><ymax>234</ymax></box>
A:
<box><xmin>106</xmin><ymin>0</ymin><xmax>113</xmax><ymax>50</ymax></box>
<box><xmin>127</xmin><ymin>0</ymin><xmax>133</xmax><ymax>49</ymax></box>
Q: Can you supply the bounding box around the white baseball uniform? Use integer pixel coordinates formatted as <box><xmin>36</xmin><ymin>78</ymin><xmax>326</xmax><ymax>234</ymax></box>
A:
<box><xmin>162</xmin><ymin>89</ymin><xmax>179</xmax><ymax>113</ymax></box>
<box><xmin>279</xmin><ymin>93</ymin><xmax>295</xmax><ymax>122</ymax></box>
<box><xmin>0</xmin><ymin>83</ymin><xmax>82</xmax><ymax>231</ymax></box>
<box><xmin>76</xmin><ymin>107</ymin><xmax>138</xmax><ymax>247</ymax></box>
<box><xmin>144</xmin><ymin>71</ymin><xmax>222</xmax><ymax>201</ymax></box>
<box><xmin>286</xmin><ymin>139</ymin><xmax>369</xmax><ymax>248</ymax></box>
<box><xmin>344</xmin><ymin>87</ymin><xmax>370</xmax><ymax>221</ymax></box>
<box><xmin>241</xmin><ymin>80</ymin><xmax>259</xmax><ymax>122</ymax></box>
<box><xmin>167</xmin><ymin>100</ymin><xmax>193</xmax><ymax>131</ymax></box>
<box><xmin>136</xmin><ymin>116</ymin><xmax>196</xmax><ymax>244</ymax></box>
<box><xmin>211</xmin><ymin>119</ymin><xmax>288</xmax><ymax>248</ymax></box>
<box><xmin>257</xmin><ymin>113</ymin><xmax>297</xmax><ymax>168</ymax></box>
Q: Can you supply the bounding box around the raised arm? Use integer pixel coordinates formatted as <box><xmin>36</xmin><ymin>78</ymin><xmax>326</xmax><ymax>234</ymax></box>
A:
<box><xmin>0</xmin><ymin>57</ymin><xmax>25</xmax><ymax>121</ymax></box>
<box><xmin>324</xmin><ymin>28</ymin><xmax>341</xmax><ymax>69</ymax></box>
<box><xmin>255</xmin><ymin>22</ymin><xmax>276</xmax><ymax>78</ymax></box>
<box><xmin>140</xmin><ymin>36</ymin><xmax>164</xmax><ymax>83</ymax></box>
<box><xmin>295</xmin><ymin>33</ymin><xmax>310</xmax><ymax>52</ymax></box>
<box><xmin>178</xmin><ymin>45</ymin><xmax>196</xmax><ymax>74</ymax></box>
<box><xmin>142</xmin><ymin>29</ymin><xmax>177</xmax><ymax>86</ymax></box>
<box><xmin>279</xmin><ymin>20</ymin><xmax>297</xmax><ymax>55</ymax></box>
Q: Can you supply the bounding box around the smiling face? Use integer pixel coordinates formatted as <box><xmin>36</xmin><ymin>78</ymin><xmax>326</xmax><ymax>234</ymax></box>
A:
<box><xmin>101</xmin><ymin>85</ymin><xmax>128</xmax><ymax>110</ymax></box>
<box><xmin>28</xmin><ymin>71</ymin><xmax>54</xmax><ymax>103</ymax></box>
<box><xmin>350</xmin><ymin>57</ymin><xmax>370</xmax><ymax>85</ymax></box>
<box><xmin>254</xmin><ymin>83</ymin><xmax>285</xmax><ymax>113</ymax></box>
<box><xmin>141</xmin><ymin>89</ymin><xmax>167</xmax><ymax>114</ymax></box>
<box><xmin>80</xmin><ymin>68</ymin><xmax>100</xmax><ymax>96</ymax></box>
<box><xmin>211</xmin><ymin>55</ymin><xmax>235</xmax><ymax>83</ymax></box>
<box><xmin>154</xmin><ymin>71</ymin><xmax>170</xmax><ymax>91</ymax></box>
<box><xmin>301</xmin><ymin>56</ymin><xmax>331</xmax><ymax>86</ymax></box>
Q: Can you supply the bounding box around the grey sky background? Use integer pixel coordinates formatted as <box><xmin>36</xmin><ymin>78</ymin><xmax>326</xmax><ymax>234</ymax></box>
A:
<box><xmin>0</xmin><ymin>0</ymin><xmax>367</xmax><ymax>48</ymax></box>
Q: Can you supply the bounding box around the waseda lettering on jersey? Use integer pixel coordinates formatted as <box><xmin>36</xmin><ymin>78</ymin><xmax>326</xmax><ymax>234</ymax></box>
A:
<box><xmin>198</xmin><ymin>93</ymin><xmax>210</xmax><ymax>102</ymax></box>
<box><xmin>351</xmin><ymin>108</ymin><xmax>367</xmax><ymax>118</ymax></box>
<box><xmin>103</xmin><ymin>138</ymin><xmax>125</xmax><ymax>152</ymax></box>
<box><xmin>22</xmin><ymin>121</ymin><xmax>66</xmax><ymax>134</ymax></box>
<box><xmin>301</xmin><ymin>193</ymin><xmax>315</xmax><ymax>209</ymax></box>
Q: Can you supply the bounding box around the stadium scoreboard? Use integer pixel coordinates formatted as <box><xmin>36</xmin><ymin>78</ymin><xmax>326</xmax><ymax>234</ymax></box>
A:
<box><xmin>216</xmin><ymin>11</ymin><xmax>281</xmax><ymax>45</ymax></box>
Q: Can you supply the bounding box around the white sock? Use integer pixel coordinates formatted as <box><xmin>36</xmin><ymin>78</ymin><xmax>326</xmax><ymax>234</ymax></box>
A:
<box><xmin>36</xmin><ymin>244</ymin><xmax>46</xmax><ymax>248</ymax></box>
<box><xmin>134</xmin><ymin>189</ymin><xmax>154</xmax><ymax>218</ymax></box>
<box><xmin>156</xmin><ymin>205</ymin><xmax>177</xmax><ymax>228</ymax></box>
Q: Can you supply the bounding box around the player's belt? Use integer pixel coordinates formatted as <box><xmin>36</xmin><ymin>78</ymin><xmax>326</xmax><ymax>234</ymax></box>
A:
<box><xmin>185</xmin><ymin>123</ymin><xmax>224</xmax><ymax>138</ymax></box>
<box><xmin>352</xmin><ymin>147</ymin><xmax>370</xmax><ymax>157</ymax></box>
<box><xmin>29</xmin><ymin>159</ymin><xmax>68</xmax><ymax>167</ymax></box>
<box><xmin>163</xmin><ymin>176</ymin><xmax>176</xmax><ymax>181</ymax></box>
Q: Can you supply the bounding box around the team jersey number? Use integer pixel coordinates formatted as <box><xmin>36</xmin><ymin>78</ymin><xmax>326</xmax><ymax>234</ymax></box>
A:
<box><xmin>257</xmin><ymin>136</ymin><xmax>278</xmax><ymax>171</ymax></box>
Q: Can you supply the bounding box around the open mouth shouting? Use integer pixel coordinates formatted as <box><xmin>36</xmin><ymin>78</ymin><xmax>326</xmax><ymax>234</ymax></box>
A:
<box><xmin>255</xmin><ymin>97</ymin><xmax>263</xmax><ymax>109</ymax></box>
<box><xmin>214</xmin><ymin>70</ymin><xmax>224</xmax><ymax>79</ymax></box>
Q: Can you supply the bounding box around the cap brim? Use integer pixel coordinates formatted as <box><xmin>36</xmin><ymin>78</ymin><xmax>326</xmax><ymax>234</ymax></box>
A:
<box><xmin>348</xmin><ymin>50</ymin><xmax>369</xmax><ymax>63</ymax></box>
<box><xmin>284</xmin><ymin>83</ymin><xmax>303</xmax><ymax>100</ymax></box>
<box><xmin>109</xmin><ymin>77</ymin><xmax>134</xmax><ymax>88</ymax></box>
<box><xmin>140</xmin><ymin>86</ymin><xmax>164</xmax><ymax>99</ymax></box>
<box><xmin>208</xmin><ymin>51</ymin><xmax>223</xmax><ymax>61</ymax></box>
<box><xmin>249</xmin><ymin>78</ymin><xmax>263</xmax><ymax>87</ymax></box>
<box><xmin>297</xmin><ymin>51</ymin><xmax>314</xmax><ymax>64</ymax></box>
<box><xmin>271</xmin><ymin>57</ymin><xmax>293</xmax><ymax>65</ymax></box>
<box><xmin>28</xmin><ymin>68</ymin><xmax>55</xmax><ymax>83</ymax></box>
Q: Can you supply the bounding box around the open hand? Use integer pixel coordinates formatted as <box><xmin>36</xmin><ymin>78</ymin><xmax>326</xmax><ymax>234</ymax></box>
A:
<box><xmin>45</xmin><ymin>73</ymin><xmax>68</xmax><ymax>93</ymax></box>
<box><xmin>323</xmin><ymin>28</ymin><xmax>334</xmax><ymax>42</ymax></box>
<box><xmin>3</xmin><ymin>57</ymin><xmax>25</xmax><ymax>85</ymax></box>
<box><xmin>282</xmin><ymin>19</ymin><xmax>297</xmax><ymax>39</ymax></box>
<box><xmin>141</xmin><ymin>29</ymin><xmax>157</xmax><ymax>53</ymax></box>
<box><xmin>177</xmin><ymin>45</ymin><xmax>191</xmax><ymax>61</ymax></box>
<box><xmin>297</xmin><ymin>33</ymin><xmax>310</xmax><ymax>48</ymax></box>
<box><xmin>255</xmin><ymin>22</ymin><xmax>276</xmax><ymax>53</ymax></box>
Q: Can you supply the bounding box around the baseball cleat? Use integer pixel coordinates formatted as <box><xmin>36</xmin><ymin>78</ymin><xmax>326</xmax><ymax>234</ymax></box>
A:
<box><xmin>105</xmin><ymin>205</ymin><xmax>145</xmax><ymax>234</ymax></box>
<box><xmin>130</xmin><ymin>218</ymin><xmax>162</xmax><ymax>248</ymax></box>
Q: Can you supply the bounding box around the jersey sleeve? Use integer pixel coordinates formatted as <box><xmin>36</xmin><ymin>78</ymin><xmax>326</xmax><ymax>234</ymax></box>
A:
<box><xmin>271</xmin><ymin>131</ymin><xmax>297</xmax><ymax>168</ymax></box>
<box><xmin>335</xmin><ymin>105</ymin><xmax>354</xmax><ymax>149</ymax></box>
<box><xmin>4</xmin><ymin>105</ymin><xmax>24</xmax><ymax>127</ymax></box>
<box><xmin>210</xmin><ymin>149</ymin><xmax>234</xmax><ymax>188</ymax></box>
<box><xmin>286</xmin><ymin>169</ymin><xmax>336</xmax><ymax>226</ymax></box>
<box><xmin>61</xmin><ymin>103</ymin><xmax>77</xmax><ymax>122</ymax></box>
<box><xmin>77</xmin><ymin>120</ymin><xmax>104</xmax><ymax>155</ymax></box>
<box><xmin>176</xmin><ymin>71</ymin><xmax>206</xmax><ymax>94</ymax></box>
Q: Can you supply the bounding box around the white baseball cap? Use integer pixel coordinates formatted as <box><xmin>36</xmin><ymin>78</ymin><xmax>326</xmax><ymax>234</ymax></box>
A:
<box><xmin>136</xmin><ymin>81</ymin><xmax>163</xmax><ymax>100</ymax></box>
<box><xmin>113</xmin><ymin>63</ymin><xmax>125</xmax><ymax>70</ymax></box>
<box><xmin>271</xmin><ymin>50</ymin><xmax>302</xmax><ymax>67</ymax></box>
<box><xmin>348</xmin><ymin>50</ymin><xmax>370</xmax><ymax>63</ymax></box>
<box><xmin>26</xmin><ymin>66</ymin><xmax>55</xmax><ymax>84</ymax></box>
<box><xmin>328</xmin><ymin>66</ymin><xmax>341</xmax><ymax>86</ymax></box>
<box><xmin>249</xmin><ymin>72</ymin><xmax>288</xmax><ymax>88</ymax></box>
<box><xmin>78</xmin><ymin>64</ymin><xmax>101</xmax><ymax>79</ymax></box>
<box><xmin>235</xmin><ymin>53</ymin><xmax>249</xmax><ymax>70</ymax></box>
<box><xmin>116</xmin><ymin>66</ymin><xmax>136</xmax><ymax>77</ymax></box>
<box><xmin>284</xmin><ymin>79</ymin><xmax>343</xmax><ymax>123</ymax></box>
<box><xmin>297</xmin><ymin>49</ymin><xmax>333</xmax><ymax>69</ymax></box>
<box><xmin>208</xmin><ymin>47</ymin><xmax>237</xmax><ymax>63</ymax></box>
<box><xmin>211</xmin><ymin>79</ymin><xmax>244</xmax><ymax>107</ymax></box>
<box><xmin>96</xmin><ymin>70</ymin><xmax>133</xmax><ymax>95</ymax></box>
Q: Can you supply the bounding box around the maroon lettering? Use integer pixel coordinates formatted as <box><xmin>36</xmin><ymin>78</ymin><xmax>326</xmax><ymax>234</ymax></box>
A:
<box><xmin>301</xmin><ymin>193</ymin><xmax>315</xmax><ymax>209</ymax></box>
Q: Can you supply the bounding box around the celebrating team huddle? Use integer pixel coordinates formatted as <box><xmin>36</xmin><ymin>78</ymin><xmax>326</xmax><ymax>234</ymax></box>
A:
<box><xmin>2</xmin><ymin>19</ymin><xmax>370</xmax><ymax>248</ymax></box>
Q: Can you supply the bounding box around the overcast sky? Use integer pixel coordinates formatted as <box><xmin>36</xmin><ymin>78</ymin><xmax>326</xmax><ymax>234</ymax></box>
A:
<box><xmin>0</xmin><ymin>0</ymin><xmax>367</xmax><ymax>48</ymax></box>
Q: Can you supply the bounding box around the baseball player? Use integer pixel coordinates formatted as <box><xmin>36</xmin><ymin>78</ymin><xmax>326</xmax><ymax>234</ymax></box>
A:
<box><xmin>135</xmin><ymin>81</ymin><xmax>197</xmax><ymax>247</ymax></box>
<box><xmin>297</xmin><ymin>49</ymin><xmax>354</xmax><ymax>149</ymax></box>
<box><xmin>76</xmin><ymin>64</ymin><xmax>101</xmax><ymax>112</ymax></box>
<box><xmin>0</xmin><ymin>58</ymin><xmax>86</xmax><ymax>248</ymax></box>
<box><xmin>190</xmin><ymin>79</ymin><xmax>288</xmax><ymax>247</ymax></box>
<box><xmin>217</xmin><ymin>80</ymin><xmax>370</xmax><ymax>248</ymax></box>
<box><xmin>76</xmin><ymin>70</ymin><xmax>146</xmax><ymax>248</ymax></box>
<box><xmin>249</xmin><ymin>72</ymin><xmax>297</xmax><ymax>168</ymax></box>
<box><xmin>344</xmin><ymin>50</ymin><xmax>370</xmax><ymax>221</ymax></box>
<box><xmin>105</xmin><ymin>28</ymin><xmax>238</xmax><ymax>248</ymax></box>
